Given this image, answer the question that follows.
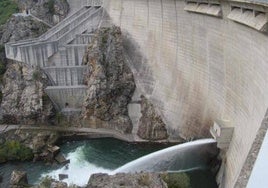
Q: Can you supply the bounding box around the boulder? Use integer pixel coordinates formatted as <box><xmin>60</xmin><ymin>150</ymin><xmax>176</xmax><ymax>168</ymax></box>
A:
<box><xmin>87</xmin><ymin>172</ymin><xmax>168</xmax><ymax>188</ymax></box>
<box><xmin>47</xmin><ymin>145</ymin><xmax>60</xmax><ymax>156</ymax></box>
<box><xmin>51</xmin><ymin>181</ymin><xmax>68</xmax><ymax>188</ymax></box>
<box><xmin>10</xmin><ymin>171</ymin><xmax>28</xmax><ymax>187</ymax></box>
<box><xmin>55</xmin><ymin>153</ymin><xmax>70</xmax><ymax>165</ymax></box>
<box><xmin>137</xmin><ymin>95</ymin><xmax>168</xmax><ymax>140</ymax></box>
<box><xmin>58</xmin><ymin>174</ymin><xmax>68</xmax><ymax>180</ymax></box>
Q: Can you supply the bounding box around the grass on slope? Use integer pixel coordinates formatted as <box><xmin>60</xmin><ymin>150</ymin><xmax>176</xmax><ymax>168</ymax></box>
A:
<box><xmin>0</xmin><ymin>0</ymin><xmax>18</xmax><ymax>25</ymax></box>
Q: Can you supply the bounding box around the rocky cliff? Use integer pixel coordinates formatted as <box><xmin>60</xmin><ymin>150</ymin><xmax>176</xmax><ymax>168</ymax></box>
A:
<box><xmin>81</xmin><ymin>26</ymin><xmax>136</xmax><ymax>134</ymax></box>
<box><xmin>0</xmin><ymin>14</ymin><xmax>49</xmax><ymax>44</ymax></box>
<box><xmin>0</xmin><ymin>17</ymin><xmax>55</xmax><ymax>124</ymax></box>
<box><xmin>0</xmin><ymin>0</ymin><xmax>68</xmax><ymax>125</ymax></box>
<box><xmin>15</xmin><ymin>0</ymin><xmax>69</xmax><ymax>25</ymax></box>
<box><xmin>1</xmin><ymin>63</ymin><xmax>54</xmax><ymax>124</ymax></box>
<box><xmin>137</xmin><ymin>95</ymin><xmax>168</xmax><ymax>140</ymax></box>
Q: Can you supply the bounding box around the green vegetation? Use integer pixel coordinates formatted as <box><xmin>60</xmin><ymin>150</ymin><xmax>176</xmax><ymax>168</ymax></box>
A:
<box><xmin>161</xmin><ymin>172</ymin><xmax>191</xmax><ymax>188</ymax></box>
<box><xmin>0</xmin><ymin>45</ymin><xmax>7</xmax><ymax>84</ymax></box>
<box><xmin>45</xmin><ymin>0</ymin><xmax>55</xmax><ymax>14</ymax></box>
<box><xmin>42</xmin><ymin>93</ymin><xmax>50</xmax><ymax>103</ymax></box>
<box><xmin>0</xmin><ymin>61</ymin><xmax>6</xmax><ymax>75</ymax></box>
<box><xmin>0</xmin><ymin>140</ymin><xmax>34</xmax><ymax>163</ymax></box>
<box><xmin>39</xmin><ymin>176</ymin><xmax>53</xmax><ymax>188</ymax></box>
<box><xmin>32</xmin><ymin>69</ymin><xmax>42</xmax><ymax>81</ymax></box>
<box><xmin>0</xmin><ymin>91</ymin><xmax>3</xmax><ymax>104</ymax></box>
<box><xmin>56</xmin><ymin>112</ymin><xmax>63</xmax><ymax>124</ymax></box>
<box><xmin>0</xmin><ymin>0</ymin><xmax>18</xmax><ymax>25</ymax></box>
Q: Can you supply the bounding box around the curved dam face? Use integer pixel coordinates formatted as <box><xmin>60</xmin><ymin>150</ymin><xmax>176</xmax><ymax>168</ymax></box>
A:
<box><xmin>102</xmin><ymin>0</ymin><xmax>268</xmax><ymax>187</ymax></box>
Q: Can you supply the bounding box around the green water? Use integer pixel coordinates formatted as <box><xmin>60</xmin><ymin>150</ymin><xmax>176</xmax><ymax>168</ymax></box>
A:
<box><xmin>0</xmin><ymin>138</ymin><xmax>218</xmax><ymax>187</ymax></box>
<box><xmin>0</xmin><ymin>138</ymin><xmax>171</xmax><ymax>187</ymax></box>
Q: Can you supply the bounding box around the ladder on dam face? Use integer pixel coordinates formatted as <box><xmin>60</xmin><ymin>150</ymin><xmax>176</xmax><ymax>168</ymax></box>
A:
<box><xmin>5</xmin><ymin>0</ymin><xmax>105</xmax><ymax>114</ymax></box>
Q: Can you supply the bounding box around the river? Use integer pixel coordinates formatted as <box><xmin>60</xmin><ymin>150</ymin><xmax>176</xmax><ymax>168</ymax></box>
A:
<box><xmin>0</xmin><ymin>138</ymin><xmax>217</xmax><ymax>187</ymax></box>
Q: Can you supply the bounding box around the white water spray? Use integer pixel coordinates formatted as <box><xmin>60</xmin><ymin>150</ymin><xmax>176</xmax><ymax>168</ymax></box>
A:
<box><xmin>38</xmin><ymin>139</ymin><xmax>217</xmax><ymax>186</ymax></box>
<box><xmin>112</xmin><ymin>138</ymin><xmax>217</xmax><ymax>174</ymax></box>
<box><xmin>39</xmin><ymin>145</ymin><xmax>112</xmax><ymax>186</ymax></box>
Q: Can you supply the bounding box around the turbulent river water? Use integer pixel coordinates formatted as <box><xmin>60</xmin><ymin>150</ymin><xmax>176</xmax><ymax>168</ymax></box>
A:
<box><xmin>0</xmin><ymin>138</ymin><xmax>171</xmax><ymax>187</ymax></box>
<box><xmin>0</xmin><ymin>138</ymin><xmax>217</xmax><ymax>187</ymax></box>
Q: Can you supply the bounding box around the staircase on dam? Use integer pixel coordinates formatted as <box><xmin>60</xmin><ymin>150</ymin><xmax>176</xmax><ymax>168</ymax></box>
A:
<box><xmin>5</xmin><ymin>1</ymin><xmax>104</xmax><ymax>114</ymax></box>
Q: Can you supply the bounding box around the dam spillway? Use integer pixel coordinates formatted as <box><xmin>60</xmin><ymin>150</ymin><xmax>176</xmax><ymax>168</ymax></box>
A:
<box><xmin>5</xmin><ymin>0</ymin><xmax>268</xmax><ymax>187</ymax></box>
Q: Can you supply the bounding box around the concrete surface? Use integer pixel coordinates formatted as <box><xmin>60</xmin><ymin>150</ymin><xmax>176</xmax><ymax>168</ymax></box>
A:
<box><xmin>102</xmin><ymin>0</ymin><xmax>268</xmax><ymax>187</ymax></box>
<box><xmin>6</xmin><ymin>0</ymin><xmax>268</xmax><ymax>187</ymax></box>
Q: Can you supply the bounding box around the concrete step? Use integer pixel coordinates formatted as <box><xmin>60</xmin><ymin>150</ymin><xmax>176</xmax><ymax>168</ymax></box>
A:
<box><xmin>5</xmin><ymin>6</ymin><xmax>90</xmax><ymax>60</ymax></box>
<box><xmin>39</xmin><ymin>6</ymin><xmax>90</xmax><ymax>40</ymax></box>
<box><xmin>6</xmin><ymin>7</ymin><xmax>102</xmax><ymax>66</ymax></box>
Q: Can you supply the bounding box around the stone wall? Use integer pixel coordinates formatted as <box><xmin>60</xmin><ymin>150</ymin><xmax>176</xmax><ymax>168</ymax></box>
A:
<box><xmin>102</xmin><ymin>0</ymin><xmax>268</xmax><ymax>187</ymax></box>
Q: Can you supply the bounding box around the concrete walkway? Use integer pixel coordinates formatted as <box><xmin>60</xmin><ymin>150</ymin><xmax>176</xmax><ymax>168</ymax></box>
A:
<box><xmin>0</xmin><ymin>124</ymin><xmax>135</xmax><ymax>142</ymax></box>
<box><xmin>0</xmin><ymin>124</ymin><xmax>180</xmax><ymax>143</ymax></box>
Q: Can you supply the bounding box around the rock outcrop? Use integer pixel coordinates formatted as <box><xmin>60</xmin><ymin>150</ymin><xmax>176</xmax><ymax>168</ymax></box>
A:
<box><xmin>81</xmin><ymin>26</ymin><xmax>135</xmax><ymax>134</ymax></box>
<box><xmin>0</xmin><ymin>3</ymin><xmax>59</xmax><ymax>125</ymax></box>
<box><xmin>15</xmin><ymin>0</ymin><xmax>69</xmax><ymax>25</ymax></box>
<box><xmin>10</xmin><ymin>170</ymin><xmax>29</xmax><ymax>188</ymax></box>
<box><xmin>2</xmin><ymin>129</ymin><xmax>60</xmax><ymax>163</ymax></box>
<box><xmin>137</xmin><ymin>95</ymin><xmax>168</xmax><ymax>140</ymax></box>
<box><xmin>87</xmin><ymin>172</ymin><xmax>191</xmax><ymax>188</ymax></box>
<box><xmin>88</xmin><ymin>173</ymin><xmax>168</xmax><ymax>188</ymax></box>
<box><xmin>1</xmin><ymin>63</ymin><xmax>54</xmax><ymax>124</ymax></box>
<box><xmin>0</xmin><ymin>14</ymin><xmax>49</xmax><ymax>44</ymax></box>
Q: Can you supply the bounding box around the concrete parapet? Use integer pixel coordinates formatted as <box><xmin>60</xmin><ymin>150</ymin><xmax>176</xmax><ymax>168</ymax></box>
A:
<box><xmin>39</xmin><ymin>6</ymin><xmax>90</xmax><ymax>40</ymax></box>
<box><xmin>227</xmin><ymin>4</ymin><xmax>268</xmax><ymax>31</ymax></box>
<box><xmin>67</xmin><ymin>0</ymin><xmax>103</xmax><ymax>13</ymax></box>
<box><xmin>73</xmin><ymin>34</ymin><xmax>94</xmax><ymax>44</ymax></box>
<box><xmin>184</xmin><ymin>0</ymin><xmax>222</xmax><ymax>17</ymax></box>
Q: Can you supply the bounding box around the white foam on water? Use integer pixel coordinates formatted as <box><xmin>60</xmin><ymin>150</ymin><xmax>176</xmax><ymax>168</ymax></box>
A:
<box><xmin>39</xmin><ymin>145</ymin><xmax>112</xmax><ymax>186</ymax></box>
<box><xmin>38</xmin><ymin>138</ymin><xmax>216</xmax><ymax>186</ymax></box>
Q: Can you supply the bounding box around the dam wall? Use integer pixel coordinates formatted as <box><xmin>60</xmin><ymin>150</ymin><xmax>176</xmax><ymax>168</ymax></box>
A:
<box><xmin>43</xmin><ymin>66</ymin><xmax>88</xmax><ymax>86</ymax></box>
<box><xmin>45</xmin><ymin>86</ymin><xmax>87</xmax><ymax>110</ymax></box>
<box><xmin>103</xmin><ymin>0</ymin><xmax>268</xmax><ymax>187</ymax></box>
<box><xmin>60</xmin><ymin>45</ymin><xmax>88</xmax><ymax>66</ymax></box>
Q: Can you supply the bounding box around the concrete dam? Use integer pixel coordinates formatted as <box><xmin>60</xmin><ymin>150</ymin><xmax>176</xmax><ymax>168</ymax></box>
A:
<box><xmin>5</xmin><ymin>0</ymin><xmax>268</xmax><ymax>187</ymax></box>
